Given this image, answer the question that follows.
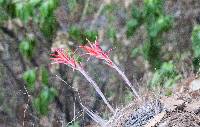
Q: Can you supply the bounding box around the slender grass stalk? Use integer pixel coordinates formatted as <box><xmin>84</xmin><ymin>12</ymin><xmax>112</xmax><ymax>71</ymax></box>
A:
<box><xmin>78</xmin><ymin>66</ymin><xmax>114</xmax><ymax>112</ymax></box>
<box><xmin>112</xmin><ymin>64</ymin><xmax>140</xmax><ymax>99</ymax></box>
<box><xmin>80</xmin><ymin>103</ymin><xmax>107</xmax><ymax>127</ymax></box>
<box><xmin>80</xmin><ymin>0</ymin><xmax>90</xmax><ymax>21</ymax></box>
<box><xmin>56</xmin><ymin>74</ymin><xmax>107</xmax><ymax>127</ymax></box>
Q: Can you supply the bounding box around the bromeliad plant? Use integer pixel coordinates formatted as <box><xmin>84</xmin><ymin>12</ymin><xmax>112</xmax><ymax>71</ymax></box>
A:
<box><xmin>50</xmin><ymin>39</ymin><xmax>140</xmax><ymax>113</ymax></box>
<box><xmin>79</xmin><ymin>39</ymin><xmax>140</xmax><ymax>99</ymax></box>
<box><xmin>50</xmin><ymin>48</ymin><xmax>114</xmax><ymax>112</ymax></box>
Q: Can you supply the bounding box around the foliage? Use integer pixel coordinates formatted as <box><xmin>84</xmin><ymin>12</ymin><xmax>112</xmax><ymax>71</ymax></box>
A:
<box><xmin>23</xmin><ymin>69</ymin><xmax>36</xmax><ymax>91</ymax></box>
<box><xmin>106</xmin><ymin>26</ymin><xmax>117</xmax><ymax>42</ymax></box>
<box><xmin>40</xmin><ymin>14</ymin><xmax>58</xmax><ymax>39</ymax></box>
<box><xmin>40</xmin><ymin>66</ymin><xmax>49</xmax><ymax>86</ymax></box>
<box><xmin>149</xmin><ymin>61</ymin><xmax>181</xmax><ymax>89</ymax></box>
<box><xmin>0</xmin><ymin>0</ymin><xmax>59</xmax><ymax>116</ymax></box>
<box><xmin>1</xmin><ymin>0</ymin><xmax>199</xmax><ymax>125</ymax></box>
<box><xmin>22</xmin><ymin>66</ymin><xmax>58</xmax><ymax>115</ymax></box>
<box><xmin>191</xmin><ymin>25</ymin><xmax>200</xmax><ymax>71</ymax></box>
<box><xmin>0</xmin><ymin>0</ymin><xmax>59</xmax><ymax>39</ymax></box>
<box><xmin>68</xmin><ymin>25</ymin><xmax>98</xmax><ymax>45</ymax></box>
<box><xmin>19</xmin><ymin>36</ymin><xmax>36</xmax><ymax>58</ymax></box>
<box><xmin>33</xmin><ymin>87</ymin><xmax>58</xmax><ymax>115</ymax></box>
<box><xmin>127</xmin><ymin>0</ymin><xmax>173</xmax><ymax>69</ymax></box>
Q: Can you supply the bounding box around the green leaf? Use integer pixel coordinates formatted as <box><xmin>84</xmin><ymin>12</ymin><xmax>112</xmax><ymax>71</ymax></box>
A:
<box><xmin>40</xmin><ymin>66</ymin><xmax>49</xmax><ymax>85</ymax></box>
<box><xmin>126</xmin><ymin>19</ymin><xmax>140</xmax><ymax>38</ymax></box>
<box><xmin>33</xmin><ymin>87</ymin><xmax>57</xmax><ymax>115</ymax></box>
<box><xmin>33</xmin><ymin>98</ymin><xmax>40</xmax><ymax>113</ymax></box>
<box><xmin>0</xmin><ymin>0</ymin><xmax>4</xmax><ymax>4</ymax></box>
<box><xmin>40</xmin><ymin>14</ymin><xmax>58</xmax><ymax>39</ymax></box>
<box><xmin>68</xmin><ymin>25</ymin><xmax>82</xmax><ymax>41</ymax></box>
<box><xmin>29</xmin><ymin>0</ymin><xmax>41</xmax><ymax>7</ymax></box>
<box><xmin>39</xmin><ymin>0</ymin><xmax>58</xmax><ymax>18</ymax></box>
<box><xmin>49</xmin><ymin>87</ymin><xmax>58</xmax><ymax>102</ymax></box>
<box><xmin>131</xmin><ymin>3</ymin><xmax>142</xmax><ymax>19</ymax></box>
<box><xmin>131</xmin><ymin>46</ymin><xmax>142</xmax><ymax>58</ymax></box>
<box><xmin>19</xmin><ymin>39</ymin><xmax>35</xmax><ymax>58</ymax></box>
<box><xmin>192</xmin><ymin>25</ymin><xmax>200</xmax><ymax>57</ymax></box>
<box><xmin>36</xmin><ymin>88</ymin><xmax>50</xmax><ymax>115</ymax></box>
<box><xmin>144</xmin><ymin>0</ymin><xmax>164</xmax><ymax>15</ymax></box>
<box><xmin>23</xmin><ymin>69</ymin><xmax>36</xmax><ymax>91</ymax></box>
<box><xmin>84</xmin><ymin>30</ymin><xmax>98</xmax><ymax>43</ymax></box>
<box><xmin>39</xmin><ymin>1</ymin><xmax>49</xmax><ymax>18</ymax></box>
<box><xmin>192</xmin><ymin>57</ymin><xmax>200</xmax><ymax>71</ymax></box>
<box><xmin>106</xmin><ymin>27</ymin><xmax>117</xmax><ymax>42</ymax></box>
<box><xmin>149</xmin><ymin>16</ymin><xmax>172</xmax><ymax>37</ymax></box>
<box><xmin>142</xmin><ymin>41</ymin><xmax>161</xmax><ymax>68</ymax></box>
<box><xmin>68</xmin><ymin>26</ymin><xmax>98</xmax><ymax>44</ymax></box>
<box><xmin>15</xmin><ymin>2</ymin><xmax>33</xmax><ymax>22</ymax></box>
<box><xmin>40</xmin><ymin>88</ymin><xmax>50</xmax><ymax>102</ymax></box>
<box><xmin>149</xmin><ymin>61</ymin><xmax>180</xmax><ymax>88</ymax></box>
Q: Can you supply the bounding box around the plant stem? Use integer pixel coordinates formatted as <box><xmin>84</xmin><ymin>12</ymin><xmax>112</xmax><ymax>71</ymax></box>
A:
<box><xmin>78</xmin><ymin>67</ymin><xmax>114</xmax><ymax>112</ymax></box>
<box><xmin>112</xmin><ymin>63</ymin><xmax>140</xmax><ymax>99</ymax></box>
<box><xmin>81</xmin><ymin>0</ymin><xmax>90</xmax><ymax>21</ymax></box>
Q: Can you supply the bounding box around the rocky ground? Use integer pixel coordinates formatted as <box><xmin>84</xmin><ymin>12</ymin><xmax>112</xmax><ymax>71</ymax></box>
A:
<box><xmin>107</xmin><ymin>82</ymin><xmax>200</xmax><ymax>127</ymax></box>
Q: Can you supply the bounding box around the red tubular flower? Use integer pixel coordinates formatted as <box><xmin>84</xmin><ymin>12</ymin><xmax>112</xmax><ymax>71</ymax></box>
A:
<box><xmin>50</xmin><ymin>48</ymin><xmax>80</xmax><ymax>70</ymax></box>
<box><xmin>50</xmin><ymin>47</ymin><xmax>114</xmax><ymax>112</ymax></box>
<box><xmin>80</xmin><ymin>39</ymin><xmax>140</xmax><ymax>99</ymax></box>
<box><xmin>79</xmin><ymin>39</ymin><xmax>113</xmax><ymax>66</ymax></box>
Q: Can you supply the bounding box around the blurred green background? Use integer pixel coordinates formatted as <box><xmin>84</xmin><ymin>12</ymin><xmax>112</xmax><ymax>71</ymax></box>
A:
<box><xmin>0</xmin><ymin>0</ymin><xmax>200</xmax><ymax>126</ymax></box>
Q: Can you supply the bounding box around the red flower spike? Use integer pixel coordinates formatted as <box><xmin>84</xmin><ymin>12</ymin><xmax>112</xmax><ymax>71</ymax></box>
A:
<box><xmin>50</xmin><ymin>48</ymin><xmax>80</xmax><ymax>70</ymax></box>
<box><xmin>79</xmin><ymin>39</ymin><xmax>113</xmax><ymax>66</ymax></box>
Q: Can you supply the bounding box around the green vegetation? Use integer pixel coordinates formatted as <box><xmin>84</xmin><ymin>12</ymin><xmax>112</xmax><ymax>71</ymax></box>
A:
<box><xmin>0</xmin><ymin>0</ymin><xmax>200</xmax><ymax>126</ymax></box>
<box><xmin>0</xmin><ymin>0</ymin><xmax>59</xmax><ymax>115</ymax></box>
<box><xmin>126</xmin><ymin>0</ymin><xmax>180</xmax><ymax>89</ymax></box>
<box><xmin>33</xmin><ymin>87</ymin><xmax>58</xmax><ymax>115</ymax></box>
<box><xmin>68</xmin><ymin>25</ymin><xmax>98</xmax><ymax>45</ymax></box>
<box><xmin>127</xmin><ymin>0</ymin><xmax>172</xmax><ymax>69</ymax></box>
<box><xmin>19</xmin><ymin>37</ymin><xmax>36</xmax><ymax>59</ymax></box>
<box><xmin>149</xmin><ymin>61</ymin><xmax>181</xmax><ymax>89</ymax></box>
<box><xmin>23</xmin><ymin>69</ymin><xmax>36</xmax><ymax>91</ymax></box>
<box><xmin>191</xmin><ymin>25</ymin><xmax>200</xmax><ymax>72</ymax></box>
